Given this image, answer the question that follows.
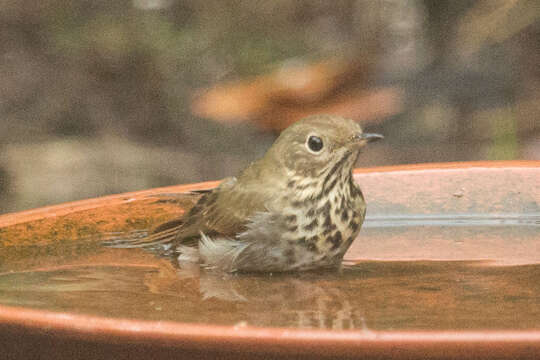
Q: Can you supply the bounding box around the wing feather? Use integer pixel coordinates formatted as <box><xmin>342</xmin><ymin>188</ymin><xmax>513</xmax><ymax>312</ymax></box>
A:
<box><xmin>107</xmin><ymin>175</ymin><xmax>272</xmax><ymax>250</ymax></box>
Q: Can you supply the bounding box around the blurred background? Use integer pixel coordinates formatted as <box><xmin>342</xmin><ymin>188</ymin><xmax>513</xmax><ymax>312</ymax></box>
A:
<box><xmin>0</xmin><ymin>0</ymin><xmax>538</xmax><ymax>214</ymax></box>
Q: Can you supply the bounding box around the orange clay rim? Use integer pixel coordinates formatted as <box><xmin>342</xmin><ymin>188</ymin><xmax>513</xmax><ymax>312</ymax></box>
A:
<box><xmin>0</xmin><ymin>160</ymin><xmax>539</xmax><ymax>357</ymax></box>
<box><xmin>1</xmin><ymin>160</ymin><xmax>538</xmax><ymax>228</ymax></box>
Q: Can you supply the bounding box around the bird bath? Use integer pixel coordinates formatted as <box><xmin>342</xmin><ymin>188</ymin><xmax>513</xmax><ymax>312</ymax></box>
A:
<box><xmin>0</xmin><ymin>161</ymin><xmax>539</xmax><ymax>359</ymax></box>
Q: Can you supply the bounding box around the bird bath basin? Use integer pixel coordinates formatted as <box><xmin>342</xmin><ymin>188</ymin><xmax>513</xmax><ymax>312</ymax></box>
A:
<box><xmin>0</xmin><ymin>161</ymin><xmax>539</xmax><ymax>359</ymax></box>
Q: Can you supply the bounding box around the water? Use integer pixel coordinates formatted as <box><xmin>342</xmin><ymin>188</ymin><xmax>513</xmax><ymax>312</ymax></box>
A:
<box><xmin>363</xmin><ymin>213</ymin><xmax>540</xmax><ymax>228</ymax></box>
<box><xmin>0</xmin><ymin>213</ymin><xmax>539</xmax><ymax>331</ymax></box>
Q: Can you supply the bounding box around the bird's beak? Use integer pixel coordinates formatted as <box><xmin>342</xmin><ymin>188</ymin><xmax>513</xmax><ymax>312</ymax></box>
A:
<box><xmin>353</xmin><ymin>133</ymin><xmax>384</xmax><ymax>144</ymax></box>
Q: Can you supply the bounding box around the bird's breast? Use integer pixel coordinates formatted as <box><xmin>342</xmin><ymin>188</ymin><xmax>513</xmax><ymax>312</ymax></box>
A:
<box><xmin>276</xmin><ymin>172</ymin><xmax>366</xmax><ymax>268</ymax></box>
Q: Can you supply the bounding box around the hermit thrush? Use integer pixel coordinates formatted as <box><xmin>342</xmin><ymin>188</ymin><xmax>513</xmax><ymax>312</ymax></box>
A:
<box><xmin>125</xmin><ymin>115</ymin><xmax>382</xmax><ymax>272</ymax></box>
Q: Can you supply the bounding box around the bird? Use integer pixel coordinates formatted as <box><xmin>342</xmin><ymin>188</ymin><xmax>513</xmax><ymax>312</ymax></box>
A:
<box><xmin>118</xmin><ymin>115</ymin><xmax>382</xmax><ymax>272</ymax></box>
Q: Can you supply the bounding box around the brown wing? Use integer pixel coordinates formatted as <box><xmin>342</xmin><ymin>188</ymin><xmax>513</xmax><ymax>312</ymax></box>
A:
<box><xmin>198</xmin><ymin>183</ymin><xmax>269</xmax><ymax>237</ymax></box>
<box><xmin>174</xmin><ymin>176</ymin><xmax>270</xmax><ymax>241</ymax></box>
<box><xmin>129</xmin><ymin>176</ymin><xmax>269</xmax><ymax>248</ymax></box>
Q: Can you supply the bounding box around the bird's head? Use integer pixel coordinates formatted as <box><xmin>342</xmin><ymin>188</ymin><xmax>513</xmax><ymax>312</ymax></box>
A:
<box><xmin>268</xmin><ymin>115</ymin><xmax>383</xmax><ymax>178</ymax></box>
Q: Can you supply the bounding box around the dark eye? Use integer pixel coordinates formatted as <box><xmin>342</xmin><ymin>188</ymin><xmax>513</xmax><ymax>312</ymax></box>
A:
<box><xmin>307</xmin><ymin>135</ymin><xmax>323</xmax><ymax>152</ymax></box>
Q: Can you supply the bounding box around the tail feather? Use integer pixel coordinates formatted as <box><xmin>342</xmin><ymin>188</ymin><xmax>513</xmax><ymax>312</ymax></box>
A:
<box><xmin>102</xmin><ymin>224</ymin><xmax>181</xmax><ymax>249</ymax></box>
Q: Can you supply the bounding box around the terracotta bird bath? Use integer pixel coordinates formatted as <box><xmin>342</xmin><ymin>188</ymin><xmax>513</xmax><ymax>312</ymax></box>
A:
<box><xmin>0</xmin><ymin>161</ymin><xmax>539</xmax><ymax>359</ymax></box>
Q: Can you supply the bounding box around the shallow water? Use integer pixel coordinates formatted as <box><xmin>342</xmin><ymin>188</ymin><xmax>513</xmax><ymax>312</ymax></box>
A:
<box><xmin>364</xmin><ymin>213</ymin><xmax>540</xmax><ymax>228</ymax></box>
<box><xmin>1</xmin><ymin>260</ymin><xmax>540</xmax><ymax>330</ymax></box>
<box><xmin>0</xmin><ymin>214</ymin><xmax>539</xmax><ymax>331</ymax></box>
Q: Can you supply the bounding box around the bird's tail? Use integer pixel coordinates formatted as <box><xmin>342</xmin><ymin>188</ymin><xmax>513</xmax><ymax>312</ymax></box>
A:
<box><xmin>102</xmin><ymin>219</ymin><xmax>183</xmax><ymax>250</ymax></box>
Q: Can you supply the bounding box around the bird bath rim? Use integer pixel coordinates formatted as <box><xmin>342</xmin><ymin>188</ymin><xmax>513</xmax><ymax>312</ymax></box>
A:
<box><xmin>0</xmin><ymin>160</ymin><xmax>539</xmax><ymax>359</ymax></box>
<box><xmin>1</xmin><ymin>160</ymin><xmax>537</xmax><ymax>228</ymax></box>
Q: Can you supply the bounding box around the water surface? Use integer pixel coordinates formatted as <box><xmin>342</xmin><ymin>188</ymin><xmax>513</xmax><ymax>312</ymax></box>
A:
<box><xmin>0</xmin><ymin>214</ymin><xmax>539</xmax><ymax>331</ymax></box>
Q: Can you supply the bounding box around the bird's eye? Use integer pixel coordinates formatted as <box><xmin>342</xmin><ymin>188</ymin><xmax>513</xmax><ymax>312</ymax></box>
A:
<box><xmin>307</xmin><ymin>135</ymin><xmax>323</xmax><ymax>152</ymax></box>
